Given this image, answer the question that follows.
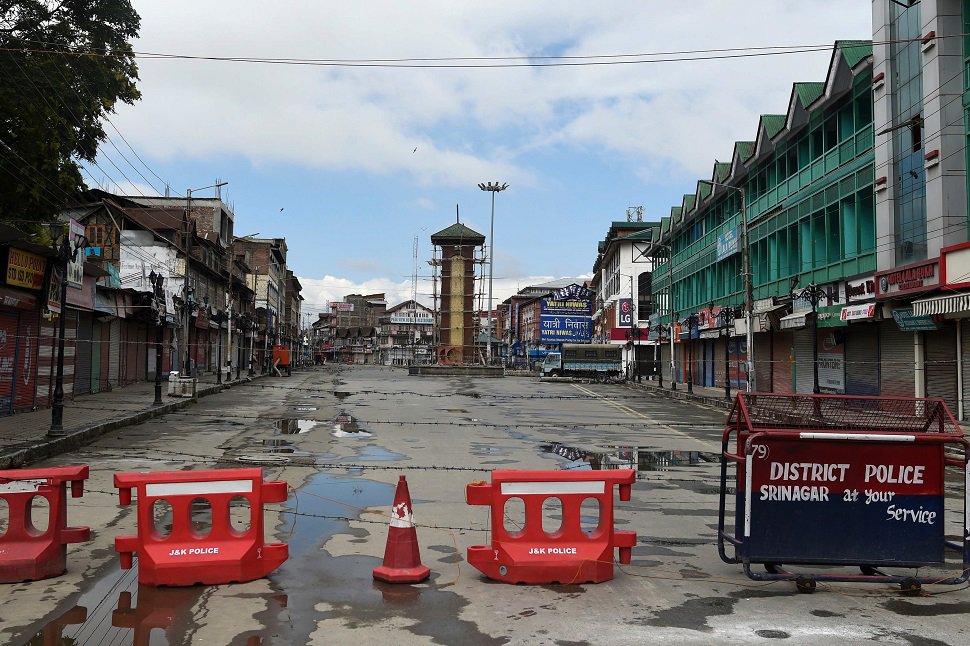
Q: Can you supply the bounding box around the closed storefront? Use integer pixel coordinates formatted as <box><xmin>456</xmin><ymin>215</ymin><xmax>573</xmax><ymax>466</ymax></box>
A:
<box><xmin>771</xmin><ymin>331</ymin><xmax>793</xmax><ymax>394</ymax></box>
<box><xmin>74</xmin><ymin>312</ymin><xmax>93</xmax><ymax>395</ymax></box>
<box><xmin>14</xmin><ymin>308</ymin><xmax>40</xmax><ymax>412</ymax></box>
<box><xmin>108</xmin><ymin>318</ymin><xmax>121</xmax><ymax>388</ymax></box>
<box><xmin>753</xmin><ymin>333</ymin><xmax>770</xmax><ymax>394</ymax></box>
<box><xmin>924</xmin><ymin>320</ymin><xmax>958</xmax><ymax>414</ymax></box>
<box><xmin>844</xmin><ymin>324</ymin><xmax>879</xmax><ymax>395</ymax></box>
<box><xmin>90</xmin><ymin>319</ymin><xmax>102</xmax><ymax>393</ymax></box>
<box><xmin>792</xmin><ymin>328</ymin><xmax>814</xmax><ymax>394</ymax></box>
<box><xmin>879</xmin><ymin>320</ymin><xmax>913</xmax><ymax>398</ymax></box>
<box><xmin>961</xmin><ymin>320</ymin><xmax>970</xmax><ymax>418</ymax></box>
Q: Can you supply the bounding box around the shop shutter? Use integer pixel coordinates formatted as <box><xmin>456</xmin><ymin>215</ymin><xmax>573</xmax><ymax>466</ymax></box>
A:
<box><xmin>108</xmin><ymin>318</ymin><xmax>121</xmax><ymax>388</ymax></box>
<box><xmin>879</xmin><ymin>320</ymin><xmax>913</xmax><ymax>398</ymax></box>
<box><xmin>750</xmin><ymin>332</ymin><xmax>766</xmax><ymax>392</ymax></box>
<box><xmin>0</xmin><ymin>313</ymin><xmax>18</xmax><ymax>414</ymax></box>
<box><xmin>924</xmin><ymin>320</ymin><xmax>958</xmax><ymax>415</ymax></box>
<box><xmin>792</xmin><ymin>328</ymin><xmax>814</xmax><ymax>394</ymax></box>
<box><xmin>36</xmin><ymin>315</ymin><xmax>56</xmax><ymax>405</ymax></box>
<box><xmin>771</xmin><ymin>331</ymin><xmax>793</xmax><ymax>394</ymax></box>
<box><xmin>61</xmin><ymin>309</ymin><xmax>77</xmax><ymax>400</ymax></box>
<box><xmin>135</xmin><ymin>322</ymin><xmax>147</xmax><ymax>380</ymax></box>
<box><xmin>660</xmin><ymin>343</ymin><xmax>671</xmax><ymax>384</ymax></box>
<box><xmin>845</xmin><ymin>324</ymin><xmax>879</xmax><ymax>395</ymax></box>
<box><xmin>123</xmin><ymin>320</ymin><xmax>138</xmax><ymax>385</ymax></box>
<box><xmin>13</xmin><ymin>309</ymin><xmax>40</xmax><ymax>412</ymax></box>
<box><xmin>90</xmin><ymin>319</ymin><xmax>102</xmax><ymax>393</ymax></box>
<box><xmin>74</xmin><ymin>312</ymin><xmax>93</xmax><ymax>395</ymax></box>
<box><xmin>711</xmin><ymin>337</ymin><xmax>727</xmax><ymax>390</ymax></box>
<box><xmin>961</xmin><ymin>320</ymin><xmax>970</xmax><ymax>419</ymax></box>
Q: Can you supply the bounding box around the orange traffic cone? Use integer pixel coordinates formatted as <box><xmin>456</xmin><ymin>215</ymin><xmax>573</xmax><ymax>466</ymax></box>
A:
<box><xmin>373</xmin><ymin>475</ymin><xmax>431</xmax><ymax>583</ymax></box>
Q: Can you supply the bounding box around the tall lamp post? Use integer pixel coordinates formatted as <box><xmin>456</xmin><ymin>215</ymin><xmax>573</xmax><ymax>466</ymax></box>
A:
<box><xmin>790</xmin><ymin>279</ymin><xmax>828</xmax><ymax>394</ymax></box>
<box><xmin>478</xmin><ymin>181</ymin><xmax>508</xmax><ymax>365</ymax></box>
<box><xmin>681</xmin><ymin>313</ymin><xmax>699</xmax><ymax>395</ymax></box>
<box><xmin>650</xmin><ymin>322</ymin><xmax>666</xmax><ymax>388</ymax></box>
<box><xmin>148</xmin><ymin>271</ymin><xmax>165</xmax><ymax>406</ymax></box>
<box><xmin>699</xmin><ymin>181</ymin><xmax>753</xmax><ymax>391</ymax></box>
<box><xmin>48</xmin><ymin>224</ymin><xmax>88</xmax><ymax>434</ymax></box>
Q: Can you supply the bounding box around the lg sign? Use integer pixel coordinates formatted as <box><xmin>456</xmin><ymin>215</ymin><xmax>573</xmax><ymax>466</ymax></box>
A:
<box><xmin>617</xmin><ymin>298</ymin><xmax>634</xmax><ymax>328</ymax></box>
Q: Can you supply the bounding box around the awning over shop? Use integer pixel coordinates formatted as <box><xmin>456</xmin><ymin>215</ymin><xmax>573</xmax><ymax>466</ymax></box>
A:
<box><xmin>779</xmin><ymin>312</ymin><xmax>808</xmax><ymax>330</ymax></box>
<box><xmin>912</xmin><ymin>292</ymin><xmax>970</xmax><ymax>316</ymax></box>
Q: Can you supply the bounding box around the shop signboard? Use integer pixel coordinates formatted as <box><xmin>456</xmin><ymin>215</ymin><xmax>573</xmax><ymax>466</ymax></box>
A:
<box><xmin>5</xmin><ymin>247</ymin><xmax>46</xmax><ymax>290</ymax></box>
<box><xmin>892</xmin><ymin>308</ymin><xmax>941</xmax><ymax>332</ymax></box>
<box><xmin>616</xmin><ymin>298</ymin><xmax>634</xmax><ymax>328</ymax></box>
<box><xmin>875</xmin><ymin>260</ymin><xmax>939</xmax><ymax>298</ymax></box>
<box><xmin>716</xmin><ymin>227</ymin><xmax>738</xmax><ymax>261</ymax></box>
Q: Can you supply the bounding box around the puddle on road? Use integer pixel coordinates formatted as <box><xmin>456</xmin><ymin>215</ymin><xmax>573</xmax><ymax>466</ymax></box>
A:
<box><xmin>249</xmin><ymin>473</ymin><xmax>500</xmax><ymax>645</ymax></box>
<box><xmin>332</xmin><ymin>412</ymin><xmax>372</xmax><ymax>438</ymax></box>
<box><xmin>334</xmin><ymin>391</ymin><xmax>351</xmax><ymax>400</ymax></box>
<box><xmin>25</xmin><ymin>563</ymin><xmax>205</xmax><ymax>646</ymax></box>
<box><xmin>347</xmin><ymin>445</ymin><xmax>407</xmax><ymax>462</ymax></box>
<box><xmin>276</xmin><ymin>418</ymin><xmax>319</xmax><ymax>434</ymax></box>
<box><xmin>541</xmin><ymin>443</ymin><xmax>720</xmax><ymax>473</ymax></box>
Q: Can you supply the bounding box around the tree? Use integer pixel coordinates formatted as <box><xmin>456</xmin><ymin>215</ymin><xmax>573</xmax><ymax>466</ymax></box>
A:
<box><xmin>0</xmin><ymin>0</ymin><xmax>141</xmax><ymax>231</ymax></box>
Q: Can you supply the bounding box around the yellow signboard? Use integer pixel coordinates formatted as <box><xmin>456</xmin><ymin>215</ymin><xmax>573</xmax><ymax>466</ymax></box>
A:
<box><xmin>6</xmin><ymin>248</ymin><xmax>46</xmax><ymax>290</ymax></box>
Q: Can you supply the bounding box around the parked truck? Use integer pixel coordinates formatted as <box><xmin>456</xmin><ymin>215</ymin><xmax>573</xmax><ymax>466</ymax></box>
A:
<box><xmin>540</xmin><ymin>344</ymin><xmax>624</xmax><ymax>382</ymax></box>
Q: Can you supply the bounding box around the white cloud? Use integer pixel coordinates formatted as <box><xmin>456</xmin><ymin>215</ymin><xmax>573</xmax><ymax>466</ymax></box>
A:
<box><xmin>117</xmin><ymin>1</ymin><xmax>869</xmax><ymax>187</ymax></box>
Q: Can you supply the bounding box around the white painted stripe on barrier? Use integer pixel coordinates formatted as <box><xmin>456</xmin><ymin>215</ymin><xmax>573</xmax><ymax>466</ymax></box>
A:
<box><xmin>146</xmin><ymin>480</ymin><xmax>254</xmax><ymax>497</ymax></box>
<box><xmin>744</xmin><ymin>453</ymin><xmax>753</xmax><ymax>538</ymax></box>
<box><xmin>798</xmin><ymin>433</ymin><xmax>916</xmax><ymax>442</ymax></box>
<box><xmin>0</xmin><ymin>479</ymin><xmax>46</xmax><ymax>493</ymax></box>
<box><xmin>965</xmin><ymin>460</ymin><xmax>969</xmax><ymax>538</ymax></box>
<box><xmin>501</xmin><ymin>481</ymin><xmax>605</xmax><ymax>496</ymax></box>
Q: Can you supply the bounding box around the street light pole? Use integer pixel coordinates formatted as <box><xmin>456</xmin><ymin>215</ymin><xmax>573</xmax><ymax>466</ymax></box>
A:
<box><xmin>682</xmin><ymin>313</ymin><xmax>698</xmax><ymax>394</ymax></box>
<box><xmin>48</xmin><ymin>225</ymin><xmax>87</xmax><ymax>434</ymax></box>
<box><xmin>790</xmin><ymin>280</ymin><xmax>827</xmax><ymax>394</ymax></box>
<box><xmin>478</xmin><ymin>181</ymin><xmax>508</xmax><ymax>365</ymax></box>
<box><xmin>149</xmin><ymin>271</ymin><xmax>165</xmax><ymax>406</ymax></box>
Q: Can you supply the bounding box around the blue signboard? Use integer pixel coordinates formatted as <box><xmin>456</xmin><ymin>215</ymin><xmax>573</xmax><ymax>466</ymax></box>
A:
<box><xmin>540</xmin><ymin>285</ymin><xmax>593</xmax><ymax>343</ymax></box>
<box><xmin>746</xmin><ymin>438</ymin><xmax>945</xmax><ymax>566</ymax></box>
<box><xmin>892</xmin><ymin>308</ymin><xmax>941</xmax><ymax>331</ymax></box>
<box><xmin>716</xmin><ymin>227</ymin><xmax>739</xmax><ymax>261</ymax></box>
<box><xmin>540</xmin><ymin>315</ymin><xmax>591</xmax><ymax>343</ymax></box>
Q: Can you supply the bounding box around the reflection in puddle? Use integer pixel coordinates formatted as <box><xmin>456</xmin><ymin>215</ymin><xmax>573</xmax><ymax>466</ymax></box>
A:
<box><xmin>541</xmin><ymin>443</ymin><xmax>719</xmax><ymax>472</ymax></box>
<box><xmin>28</xmin><ymin>564</ymin><xmax>206</xmax><ymax>645</ymax></box>
<box><xmin>332</xmin><ymin>412</ymin><xmax>372</xmax><ymax>438</ymax></box>
<box><xmin>294</xmin><ymin>406</ymin><xmax>317</xmax><ymax>412</ymax></box>
<box><xmin>276</xmin><ymin>419</ymin><xmax>318</xmax><ymax>434</ymax></box>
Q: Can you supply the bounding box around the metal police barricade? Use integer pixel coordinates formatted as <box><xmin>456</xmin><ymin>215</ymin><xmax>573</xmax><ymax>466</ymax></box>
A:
<box><xmin>718</xmin><ymin>393</ymin><xmax>969</xmax><ymax>593</ymax></box>
<box><xmin>466</xmin><ymin>469</ymin><xmax>637</xmax><ymax>584</ymax></box>
<box><xmin>114</xmin><ymin>468</ymin><xmax>289</xmax><ymax>586</ymax></box>
<box><xmin>0</xmin><ymin>465</ymin><xmax>90</xmax><ymax>583</ymax></box>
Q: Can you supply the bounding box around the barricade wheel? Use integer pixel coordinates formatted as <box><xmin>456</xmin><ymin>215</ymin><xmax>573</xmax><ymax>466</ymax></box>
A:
<box><xmin>899</xmin><ymin>577</ymin><xmax>921</xmax><ymax>596</ymax></box>
<box><xmin>764</xmin><ymin>563</ymin><xmax>781</xmax><ymax>574</ymax></box>
<box><xmin>795</xmin><ymin>577</ymin><xmax>816</xmax><ymax>594</ymax></box>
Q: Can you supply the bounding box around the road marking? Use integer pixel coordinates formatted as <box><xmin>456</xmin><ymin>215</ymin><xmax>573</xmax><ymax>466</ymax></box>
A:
<box><xmin>571</xmin><ymin>384</ymin><xmax>719</xmax><ymax>449</ymax></box>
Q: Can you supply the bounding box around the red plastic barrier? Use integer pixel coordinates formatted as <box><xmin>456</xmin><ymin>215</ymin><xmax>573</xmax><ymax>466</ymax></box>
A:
<box><xmin>0</xmin><ymin>465</ymin><xmax>90</xmax><ymax>582</ymax></box>
<box><xmin>114</xmin><ymin>468</ymin><xmax>289</xmax><ymax>586</ymax></box>
<box><xmin>466</xmin><ymin>469</ymin><xmax>637</xmax><ymax>584</ymax></box>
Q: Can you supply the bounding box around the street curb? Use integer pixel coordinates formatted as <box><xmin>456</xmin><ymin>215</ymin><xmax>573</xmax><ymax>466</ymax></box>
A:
<box><xmin>629</xmin><ymin>381</ymin><xmax>735</xmax><ymax>411</ymax></box>
<box><xmin>0</xmin><ymin>376</ymin><xmax>258</xmax><ymax>470</ymax></box>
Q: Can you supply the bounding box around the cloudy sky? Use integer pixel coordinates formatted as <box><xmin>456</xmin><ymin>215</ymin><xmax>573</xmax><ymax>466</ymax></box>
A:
<box><xmin>91</xmin><ymin>1</ymin><xmax>872</xmax><ymax>315</ymax></box>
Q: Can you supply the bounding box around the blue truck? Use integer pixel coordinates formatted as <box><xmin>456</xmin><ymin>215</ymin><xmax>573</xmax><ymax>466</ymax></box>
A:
<box><xmin>540</xmin><ymin>344</ymin><xmax>623</xmax><ymax>382</ymax></box>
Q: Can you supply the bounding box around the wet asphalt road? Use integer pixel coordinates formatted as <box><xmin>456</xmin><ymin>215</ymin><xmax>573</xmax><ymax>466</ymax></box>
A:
<box><xmin>3</xmin><ymin>365</ymin><xmax>969</xmax><ymax>645</ymax></box>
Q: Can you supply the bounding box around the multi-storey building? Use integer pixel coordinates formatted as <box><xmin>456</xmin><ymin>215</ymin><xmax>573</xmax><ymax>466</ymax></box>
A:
<box><xmin>647</xmin><ymin>40</ymin><xmax>876</xmax><ymax>396</ymax></box>
<box><xmin>377</xmin><ymin>300</ymin><xmax>435</xmax><ymax>365</ymax></box>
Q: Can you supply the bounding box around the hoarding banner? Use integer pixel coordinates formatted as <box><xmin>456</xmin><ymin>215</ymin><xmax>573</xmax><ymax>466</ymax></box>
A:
<box><xmin>540</xmin><ymin>315</ymin><xmax>592</xmax><ymax>343</ymax></box>
<box><xmin>716</xmin><ymin>227</ymin><xmax>738</xmax><ymax>261</ymax></box>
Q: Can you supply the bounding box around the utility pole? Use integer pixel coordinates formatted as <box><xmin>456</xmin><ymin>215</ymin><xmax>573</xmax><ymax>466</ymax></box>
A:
<box><xmin>478</xmin><ymin>181</ymin><xmax>508</xmax><ymax>365</ymax></box>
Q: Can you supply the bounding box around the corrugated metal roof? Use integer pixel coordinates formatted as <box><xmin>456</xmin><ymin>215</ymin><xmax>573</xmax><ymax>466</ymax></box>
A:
<box><xmin>761</xmin><ymin>114</ymin><xmax>787</xmax><ymax>139</ymax></box>
<box><xmin>715</xmin><ymin>162</ymin><xmax>732</xmax><ymax>182</ymax></box>
<box><xmin>430</xmin><ymin>222</ymin><xmax>485</xmax><ymax>243</ymax></box>
<box><xmin>837</xmin><ymin>39</ymin><xmax>873</xmax><ymax>68</ymax></box>
<box><xmin>793</xmin><ymin>82</ymin><xmax>825</xmax><ymax>108</ymax></box>
<box><xmin>735</xmin><ymin>141</ymin><xmax>755</xmax><ymax>162</ymax></box>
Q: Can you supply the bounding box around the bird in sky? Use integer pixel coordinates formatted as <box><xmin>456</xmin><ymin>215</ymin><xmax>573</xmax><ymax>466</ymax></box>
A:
<box><xmin>412</xmin><ymin>147</ymin><xmax>418</xmax><ymax>153</ymax></box>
